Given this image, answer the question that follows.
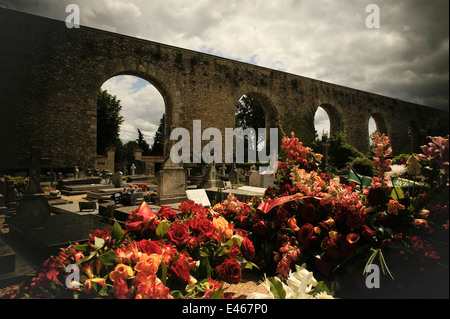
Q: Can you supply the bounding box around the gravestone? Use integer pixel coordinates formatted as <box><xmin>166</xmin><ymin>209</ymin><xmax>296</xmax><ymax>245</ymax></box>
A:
<box><xmin>247</xmin><ymin>166</ymin><xmax>261</xmax><ymax>187</ymax></box>
<box><xmin>11</xmin><ymin>147</ymin><xmax>109</xmax><ymax>256</ymax></box>
<box><xmin>229</xmin><ymin>163</ymin><xmax>240</xmax><ymax>185</ymax></box>
<box><xmin>156</xmin><ymin>157</ymin><xmax>187</xmax><ymax>205</ymax></box>
<box><xmin>203</xmin><ymin>163</ymin><xmax>221</xmax><ymax>188</ymax></box>
<box><xmin>14</xmin><ymin>147</ymin><xmax>52</xmax><ymax>228</ymax></box>
<box><xmin>186</xmin><ymin>189</ymin><xmax>211</xmax><ymax>208</ymax></box>
<box><xmin>223</xmin><ymin>181</ymin><xmax>232</xmax><ymax>190</ymax></box>
<box><xmin>112</xmin><ymin>171</ymin><xmax>124</xmax><ymax>188</ymax></box>
<box><xmin>260</xmin><ymin>174</ymin><xmax>276</xmax><ymax>188</ymax></box>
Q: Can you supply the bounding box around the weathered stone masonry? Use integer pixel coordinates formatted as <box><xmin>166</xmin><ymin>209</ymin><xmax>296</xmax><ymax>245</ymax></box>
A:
<box><xmin>0</xmin><ymin>8</ymin><xmax>448</xmax><ymax>170</ymax></box>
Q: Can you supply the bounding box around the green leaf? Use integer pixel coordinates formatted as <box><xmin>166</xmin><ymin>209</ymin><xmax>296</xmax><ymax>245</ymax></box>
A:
<box><xmin>160</xmin><ymin>260</ymin><xmax>168</xmax><ymax>286</ymax></box>
<box><xmin>156</xmin><ymin>221</ymin><xmax>169</xmax><ymax>239</ymax></box>
<box><xmin>268</xmin><ymin>277</ymin><xmax>286</xmax><ymax>299</ymax></box>
<box><xmin>111</xmin><ymin>219</ymin><xmax>123</xmax><ymax>241</ymax></box>
<box><xmin>70</xmin><ymin>243</ymin><xmax>88</xmax><ymax>251</ymax></box>
<box><xmin>75</xmin><ymin>252</ymin><xmax>97</xmax><ymax>266</ymax></box>
<box><xmin>94</xmin><ymin>237</ymin><xmax>105</xmax><ymax>251</ymax></box>
<box><xmin>313</xmin><ymin>281</ymin><xmax>331</xmax><ymax>296</ymax></box>
<box><xmin>199</xmin><ymin>247</ymin><xmax>210</xmax><ymax>258</ymax></box>
<box><xmin>98</xmin><ymin>250</ymin><xmax>117</xmax><ymax>266</ymax></box>
<box><xmin>391</xmin><ymin>187</ymin><xmax>404</xmax><ymax>201</ymax></box>
<box><xmin>226</xmin><ymin>234</ymin><xmax>244</xmax><ymax>247</ymax></box>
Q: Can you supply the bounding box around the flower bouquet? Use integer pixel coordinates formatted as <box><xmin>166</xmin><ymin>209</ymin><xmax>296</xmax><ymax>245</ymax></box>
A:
<box><xmin>8</xmin><ymin>200</ymin><xmax>257</xmax><ymax>299</ymax></box>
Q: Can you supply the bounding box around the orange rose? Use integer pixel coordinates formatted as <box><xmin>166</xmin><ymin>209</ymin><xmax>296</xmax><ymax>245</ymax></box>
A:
<box><xmin>329</xmin><ymin>231</ymin><xmax>339</xmax><ymax>241</ymax></box>
<box><xmin>135</xmin><ymin>253</ymin><xmax>162</xmax><ymax>274</ymax></box>
<box><xmin>109</xmin><ymin>264</ymin><xmax>134</xmax><ymax>282</ymax></box>
<box><xmin>213</xmin><ymin>216</ymin><xmax>229</xmax><ymax>233</ymax></box>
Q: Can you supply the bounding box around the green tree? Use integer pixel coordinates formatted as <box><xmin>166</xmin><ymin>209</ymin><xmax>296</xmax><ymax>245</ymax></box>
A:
<box><xmin>149</xmin><ymin>114</ymin><xmax>165</xmax><ymax>156</ymax></box>
<box><xmin>136</xmin><ymin>128</ymin><xmax>151</xmax><ymax>155</ymax></box>
<box><xmin>97</xmin><ymin>90</ymin><xmax>124</xmax><ymax>154</ymax></box>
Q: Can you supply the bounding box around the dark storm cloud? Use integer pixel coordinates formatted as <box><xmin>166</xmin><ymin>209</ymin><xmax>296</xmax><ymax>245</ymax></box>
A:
<box><xmin>1</xmin><ymin>0</ymin><xmax>448</xmax><ymax>112</ymax></box>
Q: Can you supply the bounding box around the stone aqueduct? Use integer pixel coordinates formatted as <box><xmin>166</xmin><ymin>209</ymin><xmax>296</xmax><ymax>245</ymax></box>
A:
<box><xmin>0</xmin><ymin>8</ymin><xmax>448</xmax><ymax>170</ymax></box>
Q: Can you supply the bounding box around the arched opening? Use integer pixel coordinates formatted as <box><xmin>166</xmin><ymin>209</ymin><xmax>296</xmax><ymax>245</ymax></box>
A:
<box><xmin>233</xmin><ymin>92</ymin><xmax>279</xmax><ymax>172</ymax></box>
<box><xmin>314</xmin><ymin>104</ymin><xmax>342</xmax><ymax>139</ymax></box>
<box><xmin>314</xmin><ymin>106</ymin><xmax>331</xmax><ymax>139</ymax></box>
<box><xmin>98</xmin><ymin>74</ymin><xmax>166</xmax><ymax>175</ymax></box>
<box><xmin>368</xmin><ymin>113</ymin><xmax>388</xmax><ymax>146</ymax></box>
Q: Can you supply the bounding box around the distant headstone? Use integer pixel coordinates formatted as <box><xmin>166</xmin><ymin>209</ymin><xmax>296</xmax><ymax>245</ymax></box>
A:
<box><xmin>229</xmin><ymin>164</ymin><xmax>240</xmax><ymax>185</ymax></box>
<box><xmin>156</xmin><ymin>158</ymin><xmax>187</xmax><ymax>205</ymax></box>
<box><xmin>248</xmin><ymin>167</ymin><xmax>261</xmax><ymax>187</ymax></box>
<box><xmin>112</xmin><ymin>171</ymin><xmax>124</xmax><ymax>188</ymax></box>
<box><xmin>186</xmin><ymin>189</ymin><xmax>211</xmax><ymax>207</ymax></box>
<box><xmin>260</xmin><ymin>174</ymin><xmax>276</xmax><ymax>188</ymax></box>
<box><xmin>78</xmin><ymin>201</ymin><xmax>97</xmax><ymax>212</ymax></box>
<box><xmin>223</xmin><ymin>181</ymin><xmax>232</xmax><ymax>190</ymax></box>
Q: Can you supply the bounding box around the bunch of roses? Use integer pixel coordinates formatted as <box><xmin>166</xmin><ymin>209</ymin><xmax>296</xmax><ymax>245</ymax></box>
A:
<box><xmin>124</xmin><ymin>200</ymin><xmax>256</xmax><ymax>291</ymax></box>
<box><xmin>8</xmin><ymin>199</ymin><xmax>258</xmax><ymax>299</ymax></box>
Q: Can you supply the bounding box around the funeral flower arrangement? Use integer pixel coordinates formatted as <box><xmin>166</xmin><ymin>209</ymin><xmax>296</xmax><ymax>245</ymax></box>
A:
<box><xmin>213</xmin><ymin>132</ymin><xmax>448</xmax><ymax>296</ymax></box>
<box><xmin>8</xmin><ymin>200</ymin><xmax>257</xmax><ymax>299</ymax></box>
<box><xmin>7</xmin><ymin>132</ymin><xmax>448</xmax><ymax>299</ymax></box>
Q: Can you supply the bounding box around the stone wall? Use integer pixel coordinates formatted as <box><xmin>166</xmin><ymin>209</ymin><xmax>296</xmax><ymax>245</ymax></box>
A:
<box><xmin>0</xmin><ymin>8</ymin><xmax>448</xmax><ymax>171</ymax></box>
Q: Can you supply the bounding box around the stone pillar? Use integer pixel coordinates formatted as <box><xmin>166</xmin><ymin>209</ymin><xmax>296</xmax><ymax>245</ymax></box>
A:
<box><xmin>106</xmin><ymin>147</ymin><xmax>115</xmax><ymax>173</ymax></box>
<box><xmin>134</xmin><ymin>148</ymin><xmax>143</xmax><ymax>161</ymax></box>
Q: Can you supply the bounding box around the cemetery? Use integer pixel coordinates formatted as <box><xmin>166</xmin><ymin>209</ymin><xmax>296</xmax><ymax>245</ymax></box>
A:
<box><xmin>1</xmin><ymin>132</ymin><xmax>448</xmax><ymax>299</ymax></box>
<box><xmin>0</xmin><ymin>8</ymin><xmax>448</xmax><ymax>300</ymax></box>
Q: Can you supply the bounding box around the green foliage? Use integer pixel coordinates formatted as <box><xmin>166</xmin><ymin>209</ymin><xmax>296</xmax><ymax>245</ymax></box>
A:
<box><xmin>149</xmin><ymin>114</ymin><xmax>165</xmax><ymax>156</ymax></box>
<box><xmin>97</xmin><ymin>90</ymin><xmax>124</xmax><ymax>155</ymax></box>
<box><xmin>3</xmin><ymin>175</ymin><xmax>29</xmax><ymax>194</ymax></box>
<box><xmin>349</xmin><ymin>157</ymin><xmax>375</xmax><ymax>177</ymax></box>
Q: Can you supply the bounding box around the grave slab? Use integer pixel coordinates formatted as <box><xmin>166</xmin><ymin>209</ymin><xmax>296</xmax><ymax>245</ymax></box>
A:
<box><xmin>10</xmin><ymin>213</ymin><xmax>109</xmax><ymax>256</ymax></box>
<box><xmin>186</xmin><ymin>189</ymin><xmax>211</xmax><ymax>207</ymax></box>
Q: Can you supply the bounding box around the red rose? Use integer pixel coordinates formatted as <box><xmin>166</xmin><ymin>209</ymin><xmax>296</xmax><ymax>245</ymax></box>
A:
<box><xmin>253</xmin><ymin>220</ymin><xmax>268</xmax><ymax>236</ymax></box>
<box><xmin>298</xmin><ymin>223</ymin><xmax>315</xmax><ymax>247</ymax></box>
<box><xmin>157</xmin><ymin>206</ymin><xmax>178</xmax><ymax>221</ymax></box>
<box><xmin>167</xmin><ymin>223</ymin><xmax>190</xmax><ymax>247</ymax></box>
<box><xmin>169</xmin><ymin>257</ymin><xmax>192</xmax><ymax>284</ymax></box>
<box><xmin>241</xmin><ymin>237</ymin><xmax>255</xmax><ymax>261</ymax></box>
<box><xmin>300</xmin><ymin>204</ymin><xmax>317</xmax><ymax>223</ymax></box>
<box><xmin>190</xmin><ymin>218</ymin><xmax>214</xmax><ymax>238</ymax></box>
<box><xmin>346</xmin><ymin>211</ymin><xmax>365</xmax><ymax>230</ymax></box>
<box><xmin>215</xmin><ymin>258</ymin><xmax>241</xmax><ymax>284</ymax></box>
<box><xmin>136</xmin><ymin>239</ymin><xmax>162</xmax><ymax>255</ymax></box>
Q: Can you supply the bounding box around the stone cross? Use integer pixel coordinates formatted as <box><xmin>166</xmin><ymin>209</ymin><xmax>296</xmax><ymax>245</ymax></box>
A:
<box><xmin>19</xmin><ymin>147</ymin><xmax>52</xmax><ymax>195</ymax></box>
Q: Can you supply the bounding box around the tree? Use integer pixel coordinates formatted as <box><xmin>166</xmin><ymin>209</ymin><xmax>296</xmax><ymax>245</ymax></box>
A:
<box><xmin>97</xmin><ymin>90</ymin><xmax>124</xmax><ymax>154</ymax></box>
<box><xmin>235</xmin><ymin>95</ymin><xmax>266</xmax><ymax>160</ymax></box>
<box><xmin>136</xmin><ymin>128</ymin><xmax>151</xmax><ymax>155</ymax></box>
<box><xmin>149</xmin><ymin>114</ymin><xmax>165</xmax><ymax>156</ymax></box>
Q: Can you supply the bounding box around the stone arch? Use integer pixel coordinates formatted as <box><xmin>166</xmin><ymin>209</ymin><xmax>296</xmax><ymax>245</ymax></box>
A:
<box><xmin>94</xmin><ymin>68</ymin><xmax>175</xmax><ymax>158</ymax></box>
<box><xmin>243</xmin><ymin>91</ymin><xmax>279</xmax><ymax>130</ymax></box>
<box><xmin>317</xmin><ymin>103</ymin><xmax>343</xmax><ymax>136</ymax></box>
<box><xmin>369</xmin><ymin>112</ymin><xmax>388</xmax><ymax>135</ymax></box>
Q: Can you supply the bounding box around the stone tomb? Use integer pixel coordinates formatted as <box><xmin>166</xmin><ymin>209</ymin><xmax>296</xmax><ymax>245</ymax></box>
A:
<box><xmin>11</xmin><ymin>147</ymin><xmax>109</xmax><ymax>257</ymax></box>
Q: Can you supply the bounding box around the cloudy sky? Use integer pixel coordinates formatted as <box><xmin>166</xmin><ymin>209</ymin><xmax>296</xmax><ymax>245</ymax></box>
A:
<box><xmin>1</xmin><ymin>0</ymin><xmax>448</xmax><ymax>143</ymax></box>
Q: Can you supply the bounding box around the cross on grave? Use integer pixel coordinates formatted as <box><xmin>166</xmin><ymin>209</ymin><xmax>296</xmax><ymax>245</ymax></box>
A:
<box><xmin>17</xmin><ymin>146</ymin><xmax>52</xmax><ymax>195</ymax></box>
